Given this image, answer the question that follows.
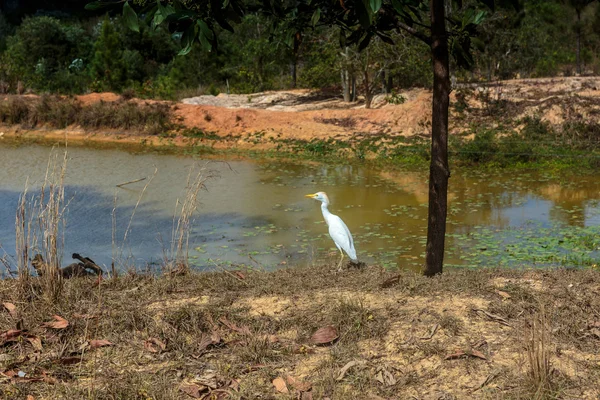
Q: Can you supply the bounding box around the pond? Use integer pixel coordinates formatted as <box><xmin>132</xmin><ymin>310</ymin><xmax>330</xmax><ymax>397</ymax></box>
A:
<box><xmin>0</xmin><ymin>142</ymin><xmax>599</xmax><ymax>275</ymax></box>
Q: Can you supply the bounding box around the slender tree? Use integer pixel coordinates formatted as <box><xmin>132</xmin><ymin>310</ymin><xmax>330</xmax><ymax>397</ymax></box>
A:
<box><xmin>566</xmin><ymin>0</ymin><xmax>597</xmax><ymax>74</ymax></box>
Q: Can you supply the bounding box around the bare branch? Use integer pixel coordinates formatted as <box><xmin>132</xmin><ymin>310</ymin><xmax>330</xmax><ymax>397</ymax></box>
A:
<box><xmin>397</xmin><ymin>21</ymin><xmax>432</xmax><ymax>45</ymax></box>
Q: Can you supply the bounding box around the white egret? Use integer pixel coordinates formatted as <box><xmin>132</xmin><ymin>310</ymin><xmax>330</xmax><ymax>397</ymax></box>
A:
<box><xmin>305</xmin><ymin>191</ymin><xmax>358</xmax><ymax>271</ymax></box>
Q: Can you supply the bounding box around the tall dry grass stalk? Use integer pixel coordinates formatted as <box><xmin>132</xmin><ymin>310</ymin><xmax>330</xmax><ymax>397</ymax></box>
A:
<box><xmin>15</xmin><ymin>183</ymin><xmax>33</xmax><ymax>288</ymax></box>
<box><xmin>527</xmin><ymin>307</ymin><xmax>552</xmax><ymax>399</ymax></box>
<box><xmin>164</xmin><ymin>164</ymin><xmax>209</xmax><ymax>275</ymax></box>
<box><xmin>112</xmin><ymin>168</ymin><xmax>157</xmax><ymax>273</ymax></box>
<box><xmin>14</xmin><ymin>150</ymin><xmax>68</xmax><ymax>302</ymax></box>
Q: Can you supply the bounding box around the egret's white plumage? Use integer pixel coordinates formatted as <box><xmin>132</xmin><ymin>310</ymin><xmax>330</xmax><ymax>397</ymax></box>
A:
<box><xmin>306</xmin><ymin>191</ymin><xmax>357</xmax><ymax>270</ymax></box>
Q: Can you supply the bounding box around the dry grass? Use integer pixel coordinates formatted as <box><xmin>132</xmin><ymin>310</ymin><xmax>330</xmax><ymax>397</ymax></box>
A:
<box><xmin>13</xmin><ymin>150</ymin><xmax>68</xmax><ymax>303</ymax></box>
<box><xmin>0</xmin><ymin>95</ymin><xmax>173</xmax><ymax>135</ymax></box>
<box><xmin>1</xmin><ymin>266</ymin><xmax>599</xmax><ymax>399</ymax></box>
<box><xmin>162</xmin><ymin>164</ymin><xmax>210</xmax><ymax>275</ymax></box>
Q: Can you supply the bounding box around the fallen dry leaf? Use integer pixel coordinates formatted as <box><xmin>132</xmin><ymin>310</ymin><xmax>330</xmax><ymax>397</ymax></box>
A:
<box><xmin>233</xmin><ymin>271</ymin><xmax>245</xmax><ymax>280</ymax></box>
<box><xmin>57</xmin><ymin>356</ymin><xmax>84</xmax><ymax>365</ymax></box>
<box><xmin>180</xmin><ymin>383</ymin><xmax>206</xmax><ymax>398</ymax></box>
<box><xmin>380</xmin><ymin>274</ymin><xmax>401</xmax><ymax>288</ymax></box>
<box><xmin>144</xmin><ymin>337</ymin><xmax>167</xmax><ymax>353</ymax></box>
<box><xmin>41</xmin><ymin>315</ymin><xmax>69</xmax><ymax>329</ymax></box>
<box><xmin>301</xmin><ymin>392</ymin><xmax>314</xmax><ymax>400</ymax></box>
<box><xmin>272</xmin><ymin>376</ymin><xmax>289</xmax><ymax>393</ymax></box>
<box><xmin>311</xmin><ymin>325</ymin><xmax>338</xmax><ymax>345</ymax></box>
<box><xmin>375</xmin><ymin>367</ymin><xmax>396</xmax><ymax>386</ymax></box>
<box><xmin>26</xmin><ymin>396</ymin><xmax>35</xmax><ymax>400</ymax></box>
<box><xmin>286</xmin><ymin>375</ymin><xmax>312</xmax><ymax>392</ymax></box>
<box><xmin>420</xmin><ymin>324</ymin><xmax>439</xmax><ymax>340</ymax></box>
<box><xmin>444</xmin><ymin>349</ymin><xmax>487</xmax><ymax>361</ymax></box>
<box><xmin>496</xmin><ymin>290</ymin><xmax>511</xmax><ymax>300</ymax></box>
<box><xmin>89</xmin><ymin>339</ymin><xmax>113</xmax><ymax>349</ymax></box>
<box><xmin>472</xmin><ymin>308</ymin><xmax>511</xmax><ymax>327</ymax></box>
<box><xmin>219</xmin><ymin>316</ymin><xmax>251</xmax><ymax>335</ymax></box>
<box><xmin>0</xmin><ymin>329</ymin><xmax>23</xmax><ymax>342</ymax></box>
<box><xmin>336</xmin><ymin>360</ymin><xmax>365</xmax><ymax>381</ymax></box>
<box><xmin>588</xmin><ymin>328</ymin><xmax>600</xmax><ymax>338</ymax></box>
<box><xmin>198</xmin><ymin>332</ymin><xmax>221</xmax><ymax>352</ymax></box>
<box><xmin>2</xmin><ymin>302</ymin><xmax>17</xmax><ymax>318</ymax></box>
<box><xmin>26</xmin><ymin>335</ymin><xmax>43</xmax><ymax>351</ymax></box>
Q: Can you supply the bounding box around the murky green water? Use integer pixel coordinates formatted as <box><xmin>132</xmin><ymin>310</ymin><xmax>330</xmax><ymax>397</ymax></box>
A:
<box><xmin>0</xmin><ymin>142</ymin><xmax>598</xmax><ymax>274</ymax></box>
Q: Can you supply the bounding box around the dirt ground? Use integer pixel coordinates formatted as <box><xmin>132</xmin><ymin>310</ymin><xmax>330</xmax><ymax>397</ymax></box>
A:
<box><xmin>1</xmin><ymin>265</ymin><xmax>599</xmax><ymax>399</ymax></box>
<box><xmin>4</xmin><ymin>76</ymin><xmax>600</xmax><ymax>149</ymax></box>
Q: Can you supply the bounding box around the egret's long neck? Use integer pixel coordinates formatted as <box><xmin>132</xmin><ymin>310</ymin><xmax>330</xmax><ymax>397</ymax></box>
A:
<box><xmin>320</xmin><ymin>201</ymin><xmax>332</xmax><ymax>224</ymax></box>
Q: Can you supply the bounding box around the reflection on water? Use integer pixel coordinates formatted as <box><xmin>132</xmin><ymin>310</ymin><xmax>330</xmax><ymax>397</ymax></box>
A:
<box><xmin>0</xmin><ymin>142</ymin><xmax>598</xmax><ymax>274</ymax></box>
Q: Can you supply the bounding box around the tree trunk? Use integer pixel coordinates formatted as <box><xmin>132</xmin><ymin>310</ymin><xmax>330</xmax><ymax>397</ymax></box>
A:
<box><xmin>341</xmin><ymin>47</ymin><xmax>351</xmax><ymax>102</ymax></box>
<box><xmin>291</xmin><ymin>33</ymin><xmax>300</xmax><ymax>89</ymax></box>
<box><xmin>576</xmin><ymin>8</ymin><xmax>582</xmax><ymax>75</ymax></box>
<box><xmin>364</xmin><ymin>70</ymin><xmax>372</xmax><ymax>109</ymax></box>
<box><xmin>291</xmin><ymin>59</ymin><xmax>297</xmax><ymax>89</ymax></box>
<box><xmin>424</xmin><ymin>0</ymin><xmax>450</xmax><ymax>277</ymax></box>
<box><xmin>341</xmin><ymin>69</ymin><xmax>350</xmax><ymax>102</ymax></box>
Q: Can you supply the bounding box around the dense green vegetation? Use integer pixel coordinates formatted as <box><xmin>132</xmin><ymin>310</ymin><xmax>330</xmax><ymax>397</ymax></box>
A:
<box><xmin>0</xmin><ymin>0</ymin><xmax>599</xmax><ymax>99</ymax></box>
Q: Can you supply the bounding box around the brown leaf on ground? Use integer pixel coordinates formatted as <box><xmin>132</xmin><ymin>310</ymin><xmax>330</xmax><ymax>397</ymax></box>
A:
<box><xmin>444</xmin><ymin>349</ymin><xmax>487</xmax><ymax>361</ymax></box>
<box><xmin>0</xmin><ymin>329</ymin><xmax>23</xmax><ymax>342</ymax></box>
<box><xmin>285</xmin><ymin>375</ymin><xmax>312</xmax><ymax>392</ymax></box>
<box><xmin>144</xmin><ymin>337</ymin><xmax>167</xmax><ymax>353</ymax></box>
<box><xmin>57</xmin><ymin>356</ymin><xmax>84</xmax><ymax>365</ymax></box>
<box><xmin>310</xmin><ymin>325</ymin><xmax>338</xmax><ymax>345</ymax></box>
<box><xmin>375</xmin><ymin>367</ymin><xmax>396</xmax><ymax>386</ymax></box>
<box><xmin>588</xmin><ymin>328</ymin><xmax>600</xmax><ymax>338</ymax></box>
<box><xmin>26</xmin><ymin>335</ymin><xmax>43</xmax><ymax>351</ymax></box>
<box><xmin>90</xmin><ymin>339</ymin><xmax>113</xmax><ymax>349</ymax></box>
<box><xmin>301</xmin><ymin>392</ymin><xmax>314</xmax><ymax>400</ymax></box>
<box><xmin>472</xmin><ymin>308</ymin><xmax>511</xmax><ymax>326</ymax></box>
<box><xmin>380</xmin><ymin>274</ymin><xmax>401</xmax><ymax>288</ymax></box>
<box><xmin>26</xmin><ymin>396</ymin><xmax>35</xmax><ymax>400</ymax></box>
<box><xmin>2</xmin><ymin>302</ymin><xmax>17</xmax><ymax>318</ymax></box>
<box><xmin>233</xmin><ymin>271</ymin><xmax>245</xmax><ymax>280</ymax></box>
<box><xmin>180</xmin><ymin>384</ymin><xmax>206</xmax><ymax>398</ymax></box>
<box><xmin>219</xmin><ymin>316</ymin><xmax>251</xmax><ymax>335</ymax></box>
<box><xmin>228</xmin><ymin>378</ymin><xmax>240</xmax><ymax>391</ymax></box>
<box><xmin>420</xmin><ymin>324</ymin><xmax>439</xmax><ymax>340</ymax></box>
<box><xmin>41</xmin><ymin>315</ymin><xmax>69</xmax><ymax>329</ymax></box>
<box><xmin>272</xmin><ymin>376</ymin><xmax>289</xmax><ymax>393</ymax></box>
<box><xmin>198</xmin><ymin>332</ymin><xmax>221</xmax><ymax>351</ymax></box>
<box><xmin>496</xmin><ymin>290</ymin><xmax>511</xmax><ymax>299</ymax></box>
<box><xmin>336</xmin><ymin>360</ymin><xmax>365</xmax><ymax>381</ymax></box>
<box><xmin>2</xmin><ymin>370</ymin><xmax>56</xmax><ymax>384</ymax></box>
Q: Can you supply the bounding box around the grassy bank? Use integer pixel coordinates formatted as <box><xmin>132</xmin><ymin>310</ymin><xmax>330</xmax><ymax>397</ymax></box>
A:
<box><xmin>1</xmin><ymin>265</ymin><xmax>599</xmax><ymax>399</ymax></box>
<box><xmin>0</xmin><ymin>95</ymin><xmax>173</xmax><ymax>136</ymax></box>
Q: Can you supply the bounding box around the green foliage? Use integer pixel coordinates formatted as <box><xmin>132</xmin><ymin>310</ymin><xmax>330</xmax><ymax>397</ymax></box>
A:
<box><xmin>90</xmin><ymin>17</ymin><xmax>126</xmax><ymax>91</ymax></box>
<box><xmin>3</xmin><ymin>16</ymin><xmax>91</xmax><ymax>92</ymax></box>
<box><xmin>451</xmin><ymin>117</ymin><xmax>600</xmax><ymax>169</ymax></box>
<box><xmin>385</xmin><ymin>91</ymin><xmax>406</xmax><ymax>104</ymax></box>
<box><xmin>1</xmin><ymin>1</ymin><xmax>599</xmax><ymax>97</ymax></box>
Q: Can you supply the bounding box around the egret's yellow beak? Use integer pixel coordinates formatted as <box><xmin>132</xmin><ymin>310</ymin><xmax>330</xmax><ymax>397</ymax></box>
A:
<box><xmin>305</xmin><ymin>193</ymin><xmax>317</xmax><ymax>198</ymax></box>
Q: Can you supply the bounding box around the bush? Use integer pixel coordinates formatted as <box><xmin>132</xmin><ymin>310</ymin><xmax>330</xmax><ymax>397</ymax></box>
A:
<box><xmin>4</xmin><ymin>16</ymin><xmax>91</xmax><ymax>92</ymax></box>
<box><xmin>0</xmin><ymin>96</ymin><xmax>173</xmax><ymax>135</ymax></box>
